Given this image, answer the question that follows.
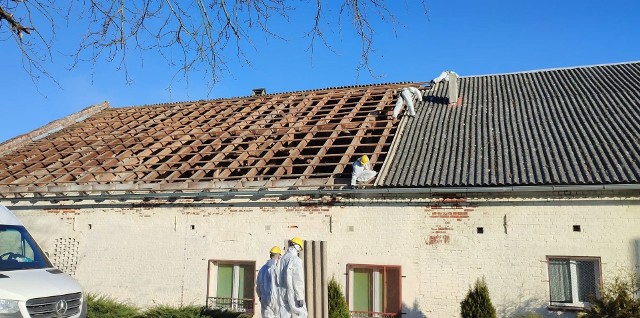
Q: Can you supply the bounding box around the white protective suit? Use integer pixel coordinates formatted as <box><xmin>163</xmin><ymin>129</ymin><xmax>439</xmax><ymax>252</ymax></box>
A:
<box><xmin>351</xmin><ymin>157</ymin><xmax>377</xmax><ymax>186</ymax></box>
<box><xmin>257</xmin><ymin>258</ymin><xmax>280</xmax><ymax>318</ymax></box>
<box><xmin>431</xmin><ymin>70</ymin><xmax>459</xmax><ymax>84</ymax></box>
<box><xmin>392</xmin><ymin>86</ymin><xmax>422</xmax><ymax>118</ymax></box>
<box><xmin>278</xmin><ymin>246</ymin><xmax>308</xmax><ymax>318</ymax></box>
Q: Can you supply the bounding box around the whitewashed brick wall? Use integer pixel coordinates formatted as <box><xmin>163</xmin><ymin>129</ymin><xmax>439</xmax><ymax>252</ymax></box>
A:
<box><xmin>8</xmin><ymin>192</ymin><xmax>640</xmax><ymax>318</ymax></box>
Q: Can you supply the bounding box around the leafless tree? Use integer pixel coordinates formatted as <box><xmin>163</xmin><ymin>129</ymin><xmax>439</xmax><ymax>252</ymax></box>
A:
<box><xmin>1</xmin><ymin>0</ymin><xmax>428</xmax><ymax>86</ymax></box>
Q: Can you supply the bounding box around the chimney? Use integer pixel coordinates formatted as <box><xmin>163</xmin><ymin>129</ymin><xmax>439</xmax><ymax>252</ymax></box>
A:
<box><xmin>447</xmin><ymin>71</ymin><xmax>459</xmax><ymax>106</ymax></box>
<box><xmin>252</xmin><ymin>88</ymin><xmax>266</xmax><ymax>96</ymax></box>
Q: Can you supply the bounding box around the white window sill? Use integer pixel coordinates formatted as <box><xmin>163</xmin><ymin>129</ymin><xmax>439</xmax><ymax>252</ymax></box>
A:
<box><xmin>547</xmin><ymin>303</ymin><xmax>588</xmax><ymax>312</ymax></box>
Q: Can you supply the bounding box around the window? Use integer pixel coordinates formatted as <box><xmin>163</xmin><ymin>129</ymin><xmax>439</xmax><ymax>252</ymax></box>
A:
<box><xmin>547</xmin><ymin>257</ymin><xmax>601</xmax><ymax>308</ymax></box>
<box><xmin>207</xmin><ymin>261</ymin><xmax>255</xmax><ymax>313</ymax></box>
<box><xmin>347</xmin><ymin>264</ymin><xmax>401</xmax><ymax>318</ymax></box>
<box><xmin>0</xmin><ymin>225</ymin><xmax>52</xmax><ymax>271</ymax></box>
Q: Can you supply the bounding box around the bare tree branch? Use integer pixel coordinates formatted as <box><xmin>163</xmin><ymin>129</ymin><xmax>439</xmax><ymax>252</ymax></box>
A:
<box><xmin>0</xmin><ymin>5</ymin><xmax>34</xmax><ymax>39</ymax></box>
<box><xmin>2</xmin><ymin>1</ymin><xmax>426</xmax><ymax>88</ymax></box>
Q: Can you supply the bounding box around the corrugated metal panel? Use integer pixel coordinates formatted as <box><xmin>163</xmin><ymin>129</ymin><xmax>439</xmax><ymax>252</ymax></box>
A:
<box><xmin>380</xmin><ymin>62</ymin><xmax>640</xmax><ymax>187</ymax></box>
<box><xmin>302</xmin><ymin>240</ymin><xmax>328</xmax><ymax>318</ymax></box>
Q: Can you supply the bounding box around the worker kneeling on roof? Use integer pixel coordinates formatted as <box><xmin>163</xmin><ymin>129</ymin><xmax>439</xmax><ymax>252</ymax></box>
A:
<box><xmin>351</xmin><ymin>155</ymin><xmax>377</xmax><ymax>186</ymax></box>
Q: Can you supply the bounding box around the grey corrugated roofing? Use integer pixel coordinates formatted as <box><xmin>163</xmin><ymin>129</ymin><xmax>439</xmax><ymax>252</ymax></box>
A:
<box><xmin>380</xmin><ymin>62</ymin><xmax>640</xmax><ymax>187</ymax></box>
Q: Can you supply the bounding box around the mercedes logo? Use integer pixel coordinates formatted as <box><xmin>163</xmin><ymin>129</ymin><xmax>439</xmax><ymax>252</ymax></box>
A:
<box><xmin>55</xmin><ymin>299</ymin><xmax>68</xmax><ymax>316</ymax></box>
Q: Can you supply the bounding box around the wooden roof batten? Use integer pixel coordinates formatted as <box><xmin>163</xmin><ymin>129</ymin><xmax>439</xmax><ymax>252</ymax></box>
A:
<box><xmin>0</xmin><ymin>83</ymin><xmax>419</xmax><ymax>197</ymax></box>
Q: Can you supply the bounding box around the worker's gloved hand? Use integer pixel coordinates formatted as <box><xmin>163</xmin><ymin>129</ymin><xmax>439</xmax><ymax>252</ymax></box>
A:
<box><xmin>296</xmin><ymin>300</ymin><xmax>304</xmax><ymax>308</ymax></box>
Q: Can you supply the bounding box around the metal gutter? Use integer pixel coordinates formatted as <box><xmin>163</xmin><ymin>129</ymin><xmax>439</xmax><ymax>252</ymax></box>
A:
<box><xmin>2</xmin><ymin>184</ymin><xmax>639</xmax><ymax>203</ymax></box>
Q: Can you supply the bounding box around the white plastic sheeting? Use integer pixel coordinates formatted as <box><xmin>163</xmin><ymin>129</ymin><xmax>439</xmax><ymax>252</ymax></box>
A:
<box><xmin>392</xmin><ymin>86</ymin><xmax>422</xmax><ymax>119</ymax></box>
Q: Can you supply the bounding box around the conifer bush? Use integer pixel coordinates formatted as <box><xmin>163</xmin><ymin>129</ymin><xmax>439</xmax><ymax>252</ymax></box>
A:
<box><xmin>328</xmin><ymin>276</ymin><xmax>350</xmax><ymax>318</ymax></box>
<box><xmin>460</xmin><ymin>277</ymin><xmax>497</xmax><ymax>318</ymax></box>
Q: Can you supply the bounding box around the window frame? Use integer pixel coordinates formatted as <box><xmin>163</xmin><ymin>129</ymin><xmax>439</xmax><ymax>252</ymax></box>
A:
<box><xmin>546</xmin><ymin>255</ymin><xmax>602</xmax><ymax>310</ymax></box>
<box><xmin>0</xmin><ymin>225</ymin><xmax>52</xmax><ymax>271</ymax></box>
<box><xmin>346</xmin><ymin>263</ymin><xmax>402</xmax><ymax>318</ymax></box>
<box><xmin>206</xmin><ymin>259</ymin><xmax>256</xmax><ymax>313</ymax></box>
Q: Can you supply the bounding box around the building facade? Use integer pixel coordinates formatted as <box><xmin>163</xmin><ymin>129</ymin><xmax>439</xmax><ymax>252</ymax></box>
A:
<box><xmin>1</xmin><ymin>62</ymin><xmax>640</xmax><ymax>317</ymax></box>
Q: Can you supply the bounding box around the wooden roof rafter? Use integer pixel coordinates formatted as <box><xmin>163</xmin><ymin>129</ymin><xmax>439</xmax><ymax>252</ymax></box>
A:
<box><xmin>0</xmin><ymin>82</ymin><xmax>419</xmax><ymax>195</ymax></box>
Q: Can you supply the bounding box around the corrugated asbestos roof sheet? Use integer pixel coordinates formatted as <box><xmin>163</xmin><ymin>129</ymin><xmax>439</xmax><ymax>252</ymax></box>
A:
<box><xmin>0</xmin><ymin>83</ymin><xmax>416</xmax><ymax>197</ymax></box>
<box><xmin>379</xmin><ymin>62</ymin><xmax>640</xmax><ymax>187</ymax></box>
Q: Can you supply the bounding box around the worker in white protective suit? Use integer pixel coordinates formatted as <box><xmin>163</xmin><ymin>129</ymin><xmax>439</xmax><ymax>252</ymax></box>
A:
<box><xmin>257</xmin><ymin>246</ymin><xmax>282</xmax><ymax>318</ymax></box>
<box><xmin>392</xmin><ymin>86</ymin><xmax>422</xmax><ymax>119</ymax></box>
<box><xmin>431</xmin><ymin>70</ymin><xmax>459</xmax><ymax>84</ymax></box>
<box><xmin>278</xmin><ymin>237</ymin><xmax>308</xmax><ymax>318</ymax></box>
<box><xmin>351</xmin><ymin>155</ymin><xmax>377</xmax><ymax>187</ymax></box>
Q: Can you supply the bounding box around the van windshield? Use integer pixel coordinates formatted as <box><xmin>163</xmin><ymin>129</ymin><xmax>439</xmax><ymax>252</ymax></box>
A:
<box><xmin>0</xmin><ymin>225</ymin><xmax>52</xmax><ymax>271</ymax></box>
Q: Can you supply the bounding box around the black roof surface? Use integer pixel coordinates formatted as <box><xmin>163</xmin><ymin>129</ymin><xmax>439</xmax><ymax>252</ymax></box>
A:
<box><xmin>380</xmin><ymin>62</ymin><xmax>640</xmax><ymax>187</ymax></box>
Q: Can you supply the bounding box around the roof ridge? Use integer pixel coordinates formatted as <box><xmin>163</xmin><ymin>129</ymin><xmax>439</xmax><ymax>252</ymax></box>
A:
<box><xmin>121</xmin><ymin>81</ymin><xmax>419</xmax><ymax>108</ymax></box>
<box><xmin>461</xmin><ymin>60</ymin><xmax>640</xmax><ymax>79</ymax></box>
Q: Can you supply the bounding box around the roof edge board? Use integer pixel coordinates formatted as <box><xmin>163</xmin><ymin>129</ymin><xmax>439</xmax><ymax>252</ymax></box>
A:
<box><xmin>375</xmin><ymin>110</ymin><xmax>411</xmax><ymax>186</ymax></box>
<box><xmin>461</xmin><ymin>60</ymin><xmax>640</xmax><ymax>79</ymax></box>
<box><xmin>0</xmin><ymin>101</ymin><xmax>111</xmax><ymax>155</ymax></box>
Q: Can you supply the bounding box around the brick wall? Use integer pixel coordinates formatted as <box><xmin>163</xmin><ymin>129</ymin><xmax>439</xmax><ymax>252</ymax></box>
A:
<box><xmin>9</xmin><ymin>192</ymin><xmax>640</xmax><ymax>318</ymax></box>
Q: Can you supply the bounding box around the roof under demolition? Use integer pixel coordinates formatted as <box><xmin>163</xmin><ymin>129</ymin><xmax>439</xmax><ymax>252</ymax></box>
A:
<box><xmin>0</xmin><ymin>83</ymin><xmax>417</xmax><ymax>197</ymax></box>
<box><xmin>1</xmin><ymin>62</ymin><xmax>639</xmax><ymax>198</ymax></box>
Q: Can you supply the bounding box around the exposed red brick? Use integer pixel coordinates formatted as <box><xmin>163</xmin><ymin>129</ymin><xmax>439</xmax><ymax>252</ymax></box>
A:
<box><xmin>45</xmin><ymin>209</ymin><xmax>79</xmax><ymax>214</ymax></box>
<box><xmin>426</xmin><ymin>234</ymin><xmax>450</xmax><ymax>245</ymax></box>
<box><xmin>439</xmin><ymin>197</ymin><xmax>467</xmax><ymax>204</ymax></box>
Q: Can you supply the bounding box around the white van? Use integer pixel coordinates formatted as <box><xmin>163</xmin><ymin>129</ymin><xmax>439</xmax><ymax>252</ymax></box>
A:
<box><xmin>0</xmin><ymin>205</ymin><xmax>86</xmax><ymax>318</ymax></box>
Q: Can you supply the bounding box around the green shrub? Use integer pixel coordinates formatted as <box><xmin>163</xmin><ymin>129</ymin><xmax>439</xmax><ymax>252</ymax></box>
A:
<box><xmin>328</xmin><ymin>277</ymin><xmax>350</xmax><ymax>318</ymax></box>
<box><xmin>86</xmin><ymin>293</ymin><xmax>251</xmax><ymax>318</ymax></box>
<box><xmin>143</xmin><ymin>306</ymin><xmax>251</xmax><ymax>318</ymax></box>
<box><xmin>583</xmin><ymin>272</ymin><xmax>640</xmax><ymax>318</ymax></box>
<box><xmin>87</xmin><ymin>293</ymin><xmax>253</xmax><ymax>318</ymax></box>
<box><xmin>87</xmin><ymin>293</ymin><xmax>140</xmax><ymax>318</ymax></box>
<box><xmin>142</xmin><ymin>305</ymin><xmax>207</xmax><ymax>318</ymax></box>
<box><xmin>200</xmin><ymin>308</ymin><xmax>253</xmax><ymax>318</ymax></box>
<box><xmin>460</xmin><ymin>277</ymin><xmax>497</xmax><ymax>318</ymax></box>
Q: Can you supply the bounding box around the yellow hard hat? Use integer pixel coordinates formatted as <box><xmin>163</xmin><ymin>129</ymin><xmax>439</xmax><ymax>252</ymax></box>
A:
<box><xmin>270</xmin><ymin>246</ymin><xmax>282</xmax><ymax>255</ymax></box>
<box><xmin>360</xmin><ymin>155</ymin><xmax>369</xmax><ymax>164</ymax></box>
<box><xmin>290</xmin><ymin>237</ymin><xmax>304</xmax><ymax>250</ymax></box>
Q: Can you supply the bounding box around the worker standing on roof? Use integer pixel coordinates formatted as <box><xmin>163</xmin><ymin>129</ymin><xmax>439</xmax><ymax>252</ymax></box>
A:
<box><xmin>351</xmin><ymin>155</ymin><xmax>377</xmax><ymax>187</ymax></box>
<box><xmin>257</xmin><ymin>246</ymin><xmax>282</xmax><ymax>318</ymax></box>
<box><xmin>392</xmin><ymin>86</ymin><xmax>422</xmax><ymax>119</ymax></box>
<box><xmin>278</xmin><ymin>237</ymin><xmax>308</xmax><ymax>318</ymax></box>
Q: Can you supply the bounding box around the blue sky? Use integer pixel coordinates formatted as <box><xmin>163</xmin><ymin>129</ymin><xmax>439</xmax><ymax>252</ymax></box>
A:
<box><xmin>1</xmin><ymin>0</ymin><xmax>639</xmax><ymax>143</ymax></box>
